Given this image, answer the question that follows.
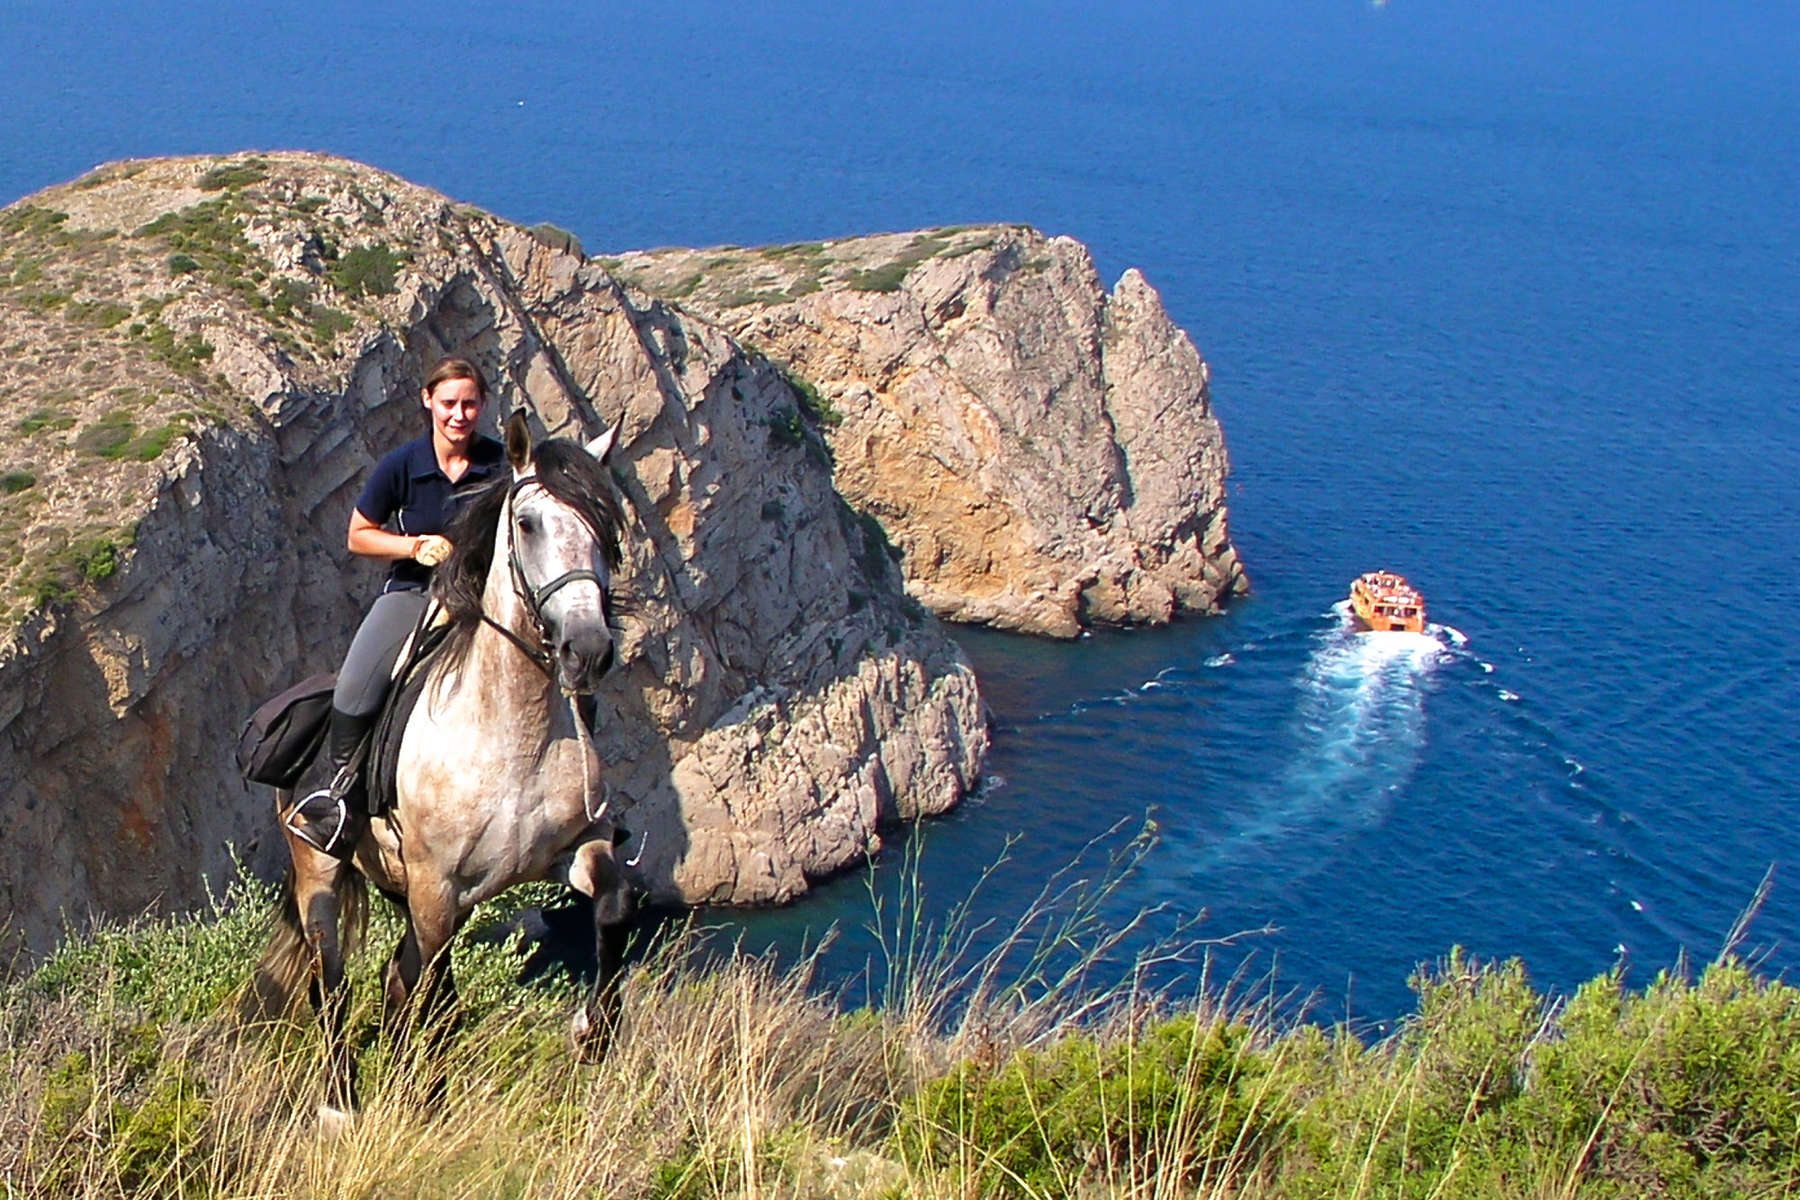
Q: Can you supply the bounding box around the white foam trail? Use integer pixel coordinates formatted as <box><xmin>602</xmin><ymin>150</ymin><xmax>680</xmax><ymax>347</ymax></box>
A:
<box><xmin>1188</xmin><ymin>615</ymin><xmax>1444</xmax><ymax>876</ymax></box>
<box><xmin>1204</xmin><ymin>652</ymin><xmax>1236</xmax><ymax>668</ymax></box>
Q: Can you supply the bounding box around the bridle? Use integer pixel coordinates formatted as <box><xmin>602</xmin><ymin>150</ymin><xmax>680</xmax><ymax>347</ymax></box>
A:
<box><xmin>480</xmin><ymin>474</ymin><xmax>610</xmax><ymax>684</ymax></box>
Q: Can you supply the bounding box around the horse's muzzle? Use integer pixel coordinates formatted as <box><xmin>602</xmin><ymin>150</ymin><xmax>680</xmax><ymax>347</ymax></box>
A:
<box><xmin>557</xmin><ymin>628</ymin><xmax>616</xmax><ymax>694</ymax></box>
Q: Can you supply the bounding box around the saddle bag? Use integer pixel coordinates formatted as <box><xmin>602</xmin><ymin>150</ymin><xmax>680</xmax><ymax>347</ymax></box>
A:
<box><xmin>237</xmin><ymin>672</ymin><xmax>336</xmax><ymax>788</ymax></box>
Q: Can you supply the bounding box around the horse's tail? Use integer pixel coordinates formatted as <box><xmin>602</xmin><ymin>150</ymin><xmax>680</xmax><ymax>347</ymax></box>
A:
<box><xmin>240</xmin><ymin>859</ymin><xmax>369</xmax><ymax>1025</ymax></box>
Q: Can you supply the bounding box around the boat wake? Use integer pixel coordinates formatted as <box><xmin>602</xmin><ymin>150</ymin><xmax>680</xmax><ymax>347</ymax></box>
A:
<box><xmin>1175</xmin><ymin>605</ymin><xmax>1450</xmax><ymax>880</ymax></box>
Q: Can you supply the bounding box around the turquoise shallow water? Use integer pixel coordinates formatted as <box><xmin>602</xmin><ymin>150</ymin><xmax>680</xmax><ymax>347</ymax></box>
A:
<box><xmin>4</xmin><ymin>0</ymin><xmax>1796</xmax><ymax>1018</ymax></box>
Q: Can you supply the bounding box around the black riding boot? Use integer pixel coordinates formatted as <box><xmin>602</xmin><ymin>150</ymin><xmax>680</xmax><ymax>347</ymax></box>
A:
<box><xmin>283</xmin><ymin>708</ymin><xmax>375</xmax><ymax>858</ymax></box>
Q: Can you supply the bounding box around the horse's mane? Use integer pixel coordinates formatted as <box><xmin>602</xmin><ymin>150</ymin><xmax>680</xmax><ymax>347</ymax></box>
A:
<box><xmin>431</xmin><ymin>438</ymin><xmax>626</xmax><ymax>680</ymax></box>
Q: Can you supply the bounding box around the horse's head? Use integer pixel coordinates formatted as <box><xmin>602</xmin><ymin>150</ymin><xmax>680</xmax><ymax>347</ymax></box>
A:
<box><xmin>501</xmin><ymin>409</ymin><xmax>626</xmax><ymax>695</ymax></box>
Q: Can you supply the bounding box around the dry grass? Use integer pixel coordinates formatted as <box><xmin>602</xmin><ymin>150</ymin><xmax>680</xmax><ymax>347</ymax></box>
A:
<box><xmin>3</xmin><ymin>842</ymin><xmax>1797</xmax><ymax>1198</ymax></box>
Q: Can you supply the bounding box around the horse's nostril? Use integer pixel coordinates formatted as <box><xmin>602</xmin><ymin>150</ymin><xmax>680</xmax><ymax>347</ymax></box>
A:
<box><xmin>558</xmin><ymin>632</ymin><xmax>615</xmax><ymax>686</ymax></box>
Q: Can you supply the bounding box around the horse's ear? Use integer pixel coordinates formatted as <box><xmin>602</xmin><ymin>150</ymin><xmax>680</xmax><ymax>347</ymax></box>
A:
<box><xmin>504</xmin><ymin>407</ymin><xmax>532</xmax><ymax>471</ymax></box>
<box><xmin>585</xmin><ymin>412</ymin><xmax>625</xmax><ymax>465</ymax></box>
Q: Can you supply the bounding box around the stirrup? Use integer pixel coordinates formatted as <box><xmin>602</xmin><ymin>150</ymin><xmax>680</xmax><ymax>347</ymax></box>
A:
<box><xmin>284</xmin><ymin>787</ymin><xmax>354</xmax><ymax>857</ymax></box>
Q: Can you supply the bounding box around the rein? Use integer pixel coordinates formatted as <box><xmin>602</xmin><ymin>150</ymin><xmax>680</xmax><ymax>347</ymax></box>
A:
<box><xmin>481</xmin><ymin>476</ymin><xmax>608</xmax><ymax>686</ymax></box>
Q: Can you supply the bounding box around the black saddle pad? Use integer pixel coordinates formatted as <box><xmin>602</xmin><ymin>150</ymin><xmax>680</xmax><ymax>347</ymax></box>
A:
<box><xmin>366</xmin><ymin>618</ymin><xmax>453</xmax><ymax>817</ymax></box>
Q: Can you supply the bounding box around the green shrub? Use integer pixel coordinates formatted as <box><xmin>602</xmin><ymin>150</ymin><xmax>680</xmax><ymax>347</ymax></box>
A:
<box><xmin>26</xmin><ymin>1028</ymin><xmax>210</xmax><ymax>1195</ymax></box>
<box><xmin>20</xmin><ymin>526</ymin><xmax>132</xmax><ymax>607</ymax></box>
<box><xmin>196</xmin><ymin>159</ymin><xmax>268</xmax><ymax>191</ymax></box>
<box><xmin>649</xmin><ymin>1125</ymin><xmax>804</xmax><ymax>1200</ymax></box>
<box><xmin>718</xmin><ymin>289</ymin><xmax>798</xmax><ymax>308</ymax></box>
<box><xmin>74</xmin><ymin>412</ymin><xmax>135</xmax><ymax>458</ymax></box>
<box><xmin>135</xmin><ymin>319</ymin><xmax>214</xmax><ymax>374</ymax></box>
<box><xmin>16</xmin><ymin>408</ymin><xmax>73</xmax><ymax>435</ymax></box>
<box><xmin>846</xmin><ymin>261</ymin><xmax>912</xmax><ymax>293</ymax></box>
<box><xmin>7</xmin><ymin>254</ymin><xmax>46</xmax><ymax>285</ymax></box>
<box><xmin>75</xmin><ymin>535</ymin><xmax>119</xmax><ymax>582</ymax></box>
<box><xmin>1398</xmin><ymin>950</ymin><xmax>1543</xmax><ymax>1126</ymax></box>
<box><xmin>2</xmin><ymin>470</ymin><xmax>36</xmax><ymax>494</ymax></box>
<box><xmin>67</xmin><ymin>298</ymin><xmax>132</xmax><ymax>327</ymax></box>
<box><xmin>16</xmin><ymin>289</ymin><xmax>71</xmax><ymax>313</ymax></box>
<box><xmin>767</xmin><ymin>408</ymin><xmax>806</xmax><ymax>448</ymax></box>
<box><xmin>138</xmin><ymin>199</ymin><xmax>245</xmax><ymax>265</ymax></box>
<box><xmin>21</xmin><ymin>865</ymin><xmax>281</xmax><ymax>1022</ymax></box>
<box><xmin>785</xmin><ymin>371</ymin><xmax>842</xmax><ymax>427</ymax></box>
<box><xmin>847</xmin><ymin>235</ymin><xmax>951</xmax><ymax>293</ymax></box>
<box><xmin>268</xmin><ymin>275</ymin><xmax>313</xmax><ymax>318</ymax></box>
<box><xmin>760</xmin><ymin>240</ymin><xmax>827</xmax><ymax>261</ymax></box>
<box><xmin>327</xmin><ymin>242</ymin><xmax>401</xmax><ymax>298</ymax></box>
<box><xmin>129</xmin><ymin>422</ymin><xmax>185</xmax><ymax>462</ymax></box>
<box><xmin>899</xmin><ymin>1015</ymin><xmax>1288</xmax><ymax>1195</ymax></box>
<box><xmin>167</xmin><ymin>252</ymin><xmax>200</xmax><ymax>275</ymax></box>
<box><xmin>309</xmin><ymin>305</ymin><xmax>354</xmax><ymax>343</ymax></box>
<box><xmin>1276</xmin><ymin>951</ymin><xmax>1548</xmax><ymax>1200</ymax></box>
<box><xmin>1525</xmin><ymin>959</ymin><xmax>1800</xmax><ymax>1196</ymax></box>
<box><xmin>0</xmin><ymin>205</ymin><xmax>69</xmax><ymax>238</ymax></box>
<box><xmin>664</xmin><ymin>271</ymin><xmax>704</xmax><ymax>299</ymax></box>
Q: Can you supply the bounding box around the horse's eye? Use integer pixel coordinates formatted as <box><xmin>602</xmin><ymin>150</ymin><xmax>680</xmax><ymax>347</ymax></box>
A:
<box><xmin>517</xmin><ymin>514</ymin><xmax>539</xmax><ymax>537</ymax></box>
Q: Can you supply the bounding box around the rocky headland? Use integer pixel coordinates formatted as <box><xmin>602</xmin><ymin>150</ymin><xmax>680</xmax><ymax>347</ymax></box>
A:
<box><xmin>0</xmin><ymin>153</ymin><xmax>1240</xmax><ymax>960</ymax></box>
<box><xmin>609</xmin><ymin>228</ymin><xmax>1245</xmax><ymax>636</ymax></box>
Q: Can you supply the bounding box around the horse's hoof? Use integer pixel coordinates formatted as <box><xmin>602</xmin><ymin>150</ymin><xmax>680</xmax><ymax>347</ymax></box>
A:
<box><xmin>569</xmin><ymin>1008</ymin><xmax>613</xmax><ymax>1063</ymax></box>
<box><xmin>318</xmin><ymin>1103</ymin><xmax>355</xmax><ymax>1139</ymax></box>
<box><xmin>569</xmin><ymin>1008</ymin><xmax>593</xmax><ymax>1056</ymax></box>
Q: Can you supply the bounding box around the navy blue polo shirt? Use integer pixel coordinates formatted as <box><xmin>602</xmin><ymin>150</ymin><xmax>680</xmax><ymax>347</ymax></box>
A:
<box><xmin>355</xmin><ymin>434</ymin><xmax>506</xmax><ymax>592</ymax></box>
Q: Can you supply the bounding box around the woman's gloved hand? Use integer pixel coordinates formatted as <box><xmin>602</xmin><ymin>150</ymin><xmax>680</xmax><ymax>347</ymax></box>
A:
<box><xmin>413</xmin><ymin>535</ymin><xmax>453</xmax><ymax>567</ymax></box>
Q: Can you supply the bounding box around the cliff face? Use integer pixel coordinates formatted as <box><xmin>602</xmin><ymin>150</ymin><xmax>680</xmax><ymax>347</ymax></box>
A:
<box><xmin>0</xmin><ymin>154</ymin><xmax>986</xmax><ymax>959</ymax></box>
<box><xmin>610</xmin><ymin>228</ymin><xmax>1246</xmax><ymax>637</ymax></box>
<box><xmin>0</xmin><ymin>154</ymin><xmax>1246</xmax><ymax>960</ymax></box>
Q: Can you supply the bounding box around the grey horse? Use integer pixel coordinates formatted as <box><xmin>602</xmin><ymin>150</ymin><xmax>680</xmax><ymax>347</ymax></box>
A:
<box><xmin>249</xmin><ymin>409</ymin><xmax>634</xmax><ymax>1130</ymax></box>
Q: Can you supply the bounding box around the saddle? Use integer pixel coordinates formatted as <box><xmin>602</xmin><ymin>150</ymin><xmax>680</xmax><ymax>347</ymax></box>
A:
<box><xmin>362</xmin><ymin>603</ymin><xmax>454</xmax><ymax>818</ymax></box>
<box><xmin>244</xmin><ymin>602</ymin><xmax>604</xmax><ymax>818</ymax></box>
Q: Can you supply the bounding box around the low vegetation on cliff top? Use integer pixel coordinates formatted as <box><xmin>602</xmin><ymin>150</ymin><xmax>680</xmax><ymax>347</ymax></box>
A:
<box><xmin>603</xmin><ymin>224</ymin><xmax>1031</xmax><ymax>314</ymax></box>
<box><xmin>2</xmin><ymin>844</ymin><xmax>1795</xmax><ymax>1200</ymax></box>
<box><xmin>0</xmin><ymin>153</ymin><xmax>502</xmax><ymax>629</ymax></box>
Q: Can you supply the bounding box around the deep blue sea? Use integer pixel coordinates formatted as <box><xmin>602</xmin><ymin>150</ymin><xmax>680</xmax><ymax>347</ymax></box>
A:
<box><xmin>4</xmin><ymin>0</ymin><xmax>1796</xmax><ymax>1020</ymax></box>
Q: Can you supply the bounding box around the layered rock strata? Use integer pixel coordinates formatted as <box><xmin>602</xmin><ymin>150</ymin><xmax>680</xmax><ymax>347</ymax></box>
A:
<box><xmin>610</xmin><ymin>227</ymin><xmax>1246</xmax><ymax>636</ymax></box>
<box><xmin>0</xmin><ymin>154</ymin><xmax>988</xmax><ymax>959</ymax></box>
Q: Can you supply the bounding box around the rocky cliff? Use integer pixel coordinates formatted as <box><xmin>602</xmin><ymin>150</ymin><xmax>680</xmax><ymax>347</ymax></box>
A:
<box><xmin>0</xmin><ymin>153</ymin><xmax>989</xmax><ymax>960</ymax></box>
<box><xmin>0</xmin><ymin>153</ymin><xmax>1241</xmax><ymax>961</ymax></box>
<box><xmin>609</xmin><ymin>228</ymin><xmax>1246</xmax><ymax>636</ymax></box>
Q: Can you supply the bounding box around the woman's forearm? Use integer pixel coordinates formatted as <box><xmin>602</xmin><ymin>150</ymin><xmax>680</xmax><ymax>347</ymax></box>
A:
<box><xmin>347</xmin><ymin>511</ymin><xmax>421</xmax><ymax>561</ymax></box>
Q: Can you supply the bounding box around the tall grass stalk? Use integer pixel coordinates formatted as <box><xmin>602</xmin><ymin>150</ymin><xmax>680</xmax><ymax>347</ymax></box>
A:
<box><xmin>3</xmin><ymin>843</ymin><xmax>1798</xmax><ymax>1197</ymax></box>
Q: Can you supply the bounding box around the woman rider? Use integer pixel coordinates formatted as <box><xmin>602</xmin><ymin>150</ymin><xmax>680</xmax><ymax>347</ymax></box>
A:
<box><xmin>284</xmin><ymin>355</ymin><xmax>506</xmax><ymax>856</ymax></box>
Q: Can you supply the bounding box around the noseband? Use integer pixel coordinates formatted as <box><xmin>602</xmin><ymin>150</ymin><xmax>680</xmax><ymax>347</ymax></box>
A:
<box><xmin>480</xmin><ymin>476</ymin><xmax>609</xmax><ymax>682</ymax></box>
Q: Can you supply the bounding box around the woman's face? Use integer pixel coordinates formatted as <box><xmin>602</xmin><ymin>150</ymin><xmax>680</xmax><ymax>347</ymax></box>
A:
<box><xmin>422</xmin><ymin>377</ymin><xmax>484</xmax><ymax>447</ymax></box>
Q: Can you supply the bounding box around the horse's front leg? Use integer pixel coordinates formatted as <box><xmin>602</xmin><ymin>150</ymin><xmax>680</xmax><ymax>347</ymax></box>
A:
<box><xmin>565</xmin><ymin>837</ymin><xmax>634</xmax><ymax>1062</ymax></box>
<box><xmin>382</xmin><ymin>883</ymin><xmax>463</xmax><ymax>1097</ymax></box>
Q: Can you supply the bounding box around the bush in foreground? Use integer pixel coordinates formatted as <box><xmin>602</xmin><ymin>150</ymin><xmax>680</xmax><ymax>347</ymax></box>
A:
<box><xmin>1</xmin><ymin>860</ymin><xmax>1797</xmax><ymax>1199</ymax></box>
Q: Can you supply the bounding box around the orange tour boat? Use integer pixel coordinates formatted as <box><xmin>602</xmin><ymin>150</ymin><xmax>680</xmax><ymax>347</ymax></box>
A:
<box><xmin>1349</xmin><ymin>571</ymin><xmax>1426</xmax><ymax>634</ymax></box>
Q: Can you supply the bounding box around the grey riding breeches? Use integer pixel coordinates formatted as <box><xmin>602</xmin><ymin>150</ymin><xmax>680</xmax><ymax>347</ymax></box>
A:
<box><xmin>333</xmin><ymin>588</ymin><xmax>429</xmax><ymax>717</ymax></box>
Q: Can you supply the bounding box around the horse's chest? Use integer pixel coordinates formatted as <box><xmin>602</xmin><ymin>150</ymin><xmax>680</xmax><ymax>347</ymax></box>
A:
<box><xmin>398</xmin><ymin>746</ymin><xmax>597</xmax><ymax>902</ymax></box>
